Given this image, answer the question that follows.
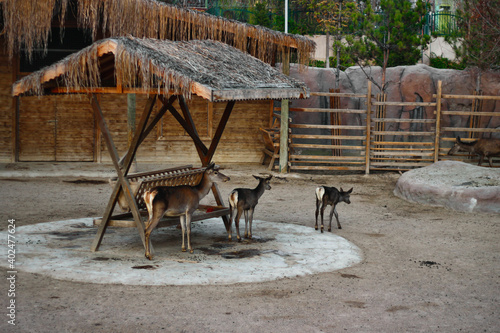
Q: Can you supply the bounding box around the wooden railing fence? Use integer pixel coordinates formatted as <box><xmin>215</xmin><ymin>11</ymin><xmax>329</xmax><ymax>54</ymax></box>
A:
<box><xmin>275</xmin><ymin>80</ymin><xmax>500</xmax><ymax>173</ymax></box>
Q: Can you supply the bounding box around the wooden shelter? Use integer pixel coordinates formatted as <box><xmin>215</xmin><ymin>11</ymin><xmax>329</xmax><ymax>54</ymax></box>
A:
<box><xmin>12</xmin><ymin>36</ymin><xmax>310</xmax><ymax>252</ymax></box>
<box><xmin>0</xmin><ymin>0</ymin><xmax>315</xmax><ymax>164</ymax></box>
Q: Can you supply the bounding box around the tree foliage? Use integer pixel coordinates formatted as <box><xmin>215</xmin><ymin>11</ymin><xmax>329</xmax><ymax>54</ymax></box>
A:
<box><xmin>345</xmin><ymin>0</ymin><xmax>430</xmax><ymax>90</ymax></box>
<box><xmin>445</xmin><ymin>0</ymin><xmax>500</xmax><ymax>72</ymax></box>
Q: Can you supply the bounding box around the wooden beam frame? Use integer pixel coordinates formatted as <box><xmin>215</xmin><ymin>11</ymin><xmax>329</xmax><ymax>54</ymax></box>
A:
<box><xmin>158</xmin><ymin>95</ymin><xmax>235</xmax><ymax>230</ymax></box>
<box><xmin>91</xmin><ymin>94</ymin><xmax>157</xmax><ymax>252</ymax></box>
<box><xmin>92</xmin><ymin>93</ymin><xmax>235</xmax><ymax>252</ymax></box>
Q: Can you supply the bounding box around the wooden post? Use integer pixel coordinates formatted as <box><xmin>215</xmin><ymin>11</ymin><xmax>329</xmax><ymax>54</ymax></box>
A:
<box><xmin>433</xmin><ymin>80</ymin><xmax>442</xmax><ymax>162</ymax></box>
<box><xmin>127</xmin><ymin>93</ymin><xmax>136</xmax><ymax>170</ymax></box>
<box><xmin>280</xmin><ymin>48</ymin><xmax>290</xmax><ymax>173</ymax></box>
<box><xmin>329</xmin><ymin>88</ymin><xmax>341</xmax><ymax>156</ymax></box>
<box><xmin>91</xmin><ymin>94</ymin><xmax>157</xmax><ymax>252</ymax></box>
<box><xmin>365</xmin><ymin>81</ymin><xmax>372</xmax><ymax>174</ymax></box>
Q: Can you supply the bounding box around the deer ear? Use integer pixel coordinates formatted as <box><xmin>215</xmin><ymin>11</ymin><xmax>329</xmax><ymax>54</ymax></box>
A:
<box><xmin>340</xmin><ymin>187</ymin><xmax>344</xmax><ymax>192</ymax></box>
<box><xmin>206</xmin><ymin>162</ymin><xmax>215</xmax><ymax>170</ymax></box>
<box><xmin>253</xmin><ymin>175</ymin><xmax>259</xmax><ymax>180</ymax></box>
<box><xmin>347</xmin><ymin>187</ymin><xmax>353</xmax><ymax>194</ymax></box>
<box><xmin>456</xmin><ymin>136</ymin><xmax>461</xmax><ymax>141</ymax></box>
<box><xmin>267</xmin><ymin>175</ymin><xmax>273</xmax><ymax>180</ymax></box>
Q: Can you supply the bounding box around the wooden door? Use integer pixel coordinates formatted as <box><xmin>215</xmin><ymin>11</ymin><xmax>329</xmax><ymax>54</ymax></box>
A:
<box><xmin>18</xmin><ymin>95</ymin><xmax>95</xmax><ymax>161</ymax></box>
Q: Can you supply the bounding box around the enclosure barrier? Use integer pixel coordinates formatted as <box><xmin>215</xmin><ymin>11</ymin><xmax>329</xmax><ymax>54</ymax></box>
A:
<box><xmin>277</xmin><ymin>80</ymin><xmax>500</xmax><ymax>173</ymax></box>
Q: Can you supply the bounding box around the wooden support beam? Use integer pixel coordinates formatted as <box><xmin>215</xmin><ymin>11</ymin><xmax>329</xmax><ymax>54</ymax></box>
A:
<box><xmin>164</xmin><ymin>100</ymin><xmax>209</xmax><ymax>158</ymax></box>
<box><xmin>434</xmin><ymin>81</ymin><xmax>442</xmax><ymax>162</ymax></box>
<box><xmin>91</xmin><ymin>94</ymin><xmax>156</xmax><ymax>252</ymax></box>
<box><xmin>205</xmin><ymin>101</ymin><xmax>235</xmax><ymax>166</ymax></box>
<box><xmin>279</xmin><ymin>47</ymin><xmax>291</xmax><ymax>173</ymax></box>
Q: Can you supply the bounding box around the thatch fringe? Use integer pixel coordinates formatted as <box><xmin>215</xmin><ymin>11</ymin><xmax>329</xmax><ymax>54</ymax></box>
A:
<box><xmin>13</xmin><ymin>36</ymin><xmax>309</xmax><ymax>100</ymax></box>
<box><xmin>1</xmin><ymin>0</ymin><xmax>315</xmax><ymax>67</ymax></box>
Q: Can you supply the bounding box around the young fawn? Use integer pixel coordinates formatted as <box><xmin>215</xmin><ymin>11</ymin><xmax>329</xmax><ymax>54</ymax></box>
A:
<box><xmin>228</xmin><ymin>175</ymin><xmax>272</xmax><ymax>241</ymax></box>
<box><xmin>315</xmin><ymin>186</ymin><xmax>353</xmax><ymax>232</ymax></box>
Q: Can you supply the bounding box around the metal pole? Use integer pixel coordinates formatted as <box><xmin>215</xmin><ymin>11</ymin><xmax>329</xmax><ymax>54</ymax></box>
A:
<box><xmin>285</xmin><ymin>0</ymin><xmax>288</xmax><ymax>33</ymax></box>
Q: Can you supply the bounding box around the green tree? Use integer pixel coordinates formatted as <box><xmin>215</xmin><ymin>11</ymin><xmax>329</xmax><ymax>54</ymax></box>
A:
<box><xmin>294</xmin><ymin>0</ymin><xmax>355</xmax><ymax>87</ymax></box>
<box><xmin>345</xmin><ymin>0</ymin><xmax>430</xmax><ymax>91</ymax></box>
<box><xmin>445</xmin><ymin>0</ymin><xmax>500</xmax><ymax>90</ymax></box>
<box><xmin>250</xmin><ymin>1</ymin><xmax>272</xmax><ymax>28</ymax></box>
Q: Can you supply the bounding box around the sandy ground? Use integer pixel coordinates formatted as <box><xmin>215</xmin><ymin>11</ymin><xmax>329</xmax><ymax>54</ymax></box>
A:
<box><xmin>1</xmin><ymin>163</ymin><xmax>499</xmax><ymax>332</ymax></box>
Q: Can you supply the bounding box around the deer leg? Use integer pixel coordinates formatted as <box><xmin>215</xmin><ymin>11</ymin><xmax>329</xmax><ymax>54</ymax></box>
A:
<box><xmin>488</xmin><ymin>156</ymin><xmax>493</xmax><ymax>167</ymax></box>
<box><xmin>144</xmin><ymin>206</ymin><xmax>167</xmax><ymax>260</ymax></box>
<box><xmin>333</xmin><ymin>206</ymin><xmax>342</xmax><ymax>229</ymax></box>
<box><xmin>247</xmin><ymin>208</ymin><xmax>254</xmax><ymax>239</ymax></box>
<box><xmin>320</xmin><ymin>205</ymin><xmax>326</xmax><ymax>233</ymax></box>
<box><xmin>244</xmin><ymin>210</ymin><xmax>250</xmax><ymax>238</ymax></box>
<box><xmin>186</xmin><ymin>213</ymin><xmax>193</xmax><ymax>254</ymax></box>
<box><xmin>328</xmin><ymin>206</ymin><xmax>335</xmax><ymax>232</ymax></box>
<box><xmin>228</xmin><ymin>206</ymin><xmax>235</xmax><ymax>241</ymax></box>
<box><xmin>180</xmin><ymin>214</ymin><xmax>187</xmax><ymax>252</ymax></box>
<box><xmin>315</xmin><ymin>199</ymin><xmax>321</xmax><ymax>230</ymax></box>
<box><xmin>478</xmin><ymin>154</ymin><xmax>484</xmax><ymax>166</ymax></box>
<box><xmin>235</xmin><ymin>208</ymin><xmax>243</xmax><ymax>242</ymax></box>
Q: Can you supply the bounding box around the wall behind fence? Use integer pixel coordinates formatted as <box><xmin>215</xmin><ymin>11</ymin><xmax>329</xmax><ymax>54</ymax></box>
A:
<box><xmin>287</xmin><ymin>65</ymin><xmax>500</xmax><ymax>172</ymax></box>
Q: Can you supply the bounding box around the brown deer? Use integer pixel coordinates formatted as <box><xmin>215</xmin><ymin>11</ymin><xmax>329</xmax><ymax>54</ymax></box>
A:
<box><xmin>315</xmin><ymin>186</ymin><xmax>353</xmax><ymax>233</ymax></box>
<box><xmin>447</xmin><ymin>136</ymin><xmax>500</xmax><ymax>167</ymax></box>
<box><xmin>143</xmin><ymin>163</ymin><xmax>230</xmax><ymax>259</ymax></box>
<box><xmin>228</xmin><ymin>175</ymin><xmax>272</xmax><ymax>241</ymax></box>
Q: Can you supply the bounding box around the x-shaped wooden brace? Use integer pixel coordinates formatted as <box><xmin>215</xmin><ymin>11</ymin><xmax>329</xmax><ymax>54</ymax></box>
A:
<box><xmin>90</xmin><ymin>93</ymin><xmax>234</xmax><ymax>252</ymax></box>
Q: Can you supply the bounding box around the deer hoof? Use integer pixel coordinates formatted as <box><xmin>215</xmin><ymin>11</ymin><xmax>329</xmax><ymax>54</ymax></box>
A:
<box><xmin>314</xmin><ymin>226</ymin><xmax>318</xmax><ymax>230</ymax></box>
<box><xmin>328</xmin><ymin>228</ymin><xmax>331</xmax><ymax>232</ymax></box>
<box><xmin>182</xmin><ymin>248</ymin><xmax>186</xmax><ymax>252</ymax></box>
<box><xmin>145</xmin><ymin>253</ymin><xmax>153</xmax><ymax>260</ymax></box>
<box><xmin>321</xmin><ymin>229</ymin><xmax>324</xmax><ymax>233</ymax></box>
<box><xmin>190</xmin><ymin>249</ymin><xmax>194</xmax><ymax>254</ymax></box>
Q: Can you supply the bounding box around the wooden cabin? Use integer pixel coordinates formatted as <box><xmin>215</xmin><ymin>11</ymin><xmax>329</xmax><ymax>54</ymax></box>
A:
<box><xmin>0</xmin><ymin>0</ymin><xmax>315</xmax><ymax>164</ymax></box>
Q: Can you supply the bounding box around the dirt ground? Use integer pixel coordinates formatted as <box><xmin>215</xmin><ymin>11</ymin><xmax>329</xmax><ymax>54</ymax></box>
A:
<box><xmin>1</xmin><ymin>163</ymin><xmax>499</xmax><ymax>332</ymax></box>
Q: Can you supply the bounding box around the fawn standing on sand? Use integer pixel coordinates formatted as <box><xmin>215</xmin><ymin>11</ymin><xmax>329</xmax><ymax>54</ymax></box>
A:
<box><xmin>228</xmin><ymin>175</ymin><xmax>272</xmax><ymax>241</ymax></box>
<box><xmin>315</xmin><ymin>186</ymin><xmax>353</xmax><ymax>233</ymax></box>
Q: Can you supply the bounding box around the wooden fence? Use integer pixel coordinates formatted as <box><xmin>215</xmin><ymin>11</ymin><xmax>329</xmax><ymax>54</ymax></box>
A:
<box><xmin>277</xmin><ymin>80</ymin><xmax>500</xmax><ymax>173</ymax></box>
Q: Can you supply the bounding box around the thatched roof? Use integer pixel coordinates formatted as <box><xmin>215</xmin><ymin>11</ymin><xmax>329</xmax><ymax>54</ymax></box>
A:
<box><xmin>12</xmin><ymin>36</ymin><xmax>310</xmax><ymax>102</ymax></box>
<box><xmin>1</xmin><ymin>0</ymin><xmax>315</xmax><ymax>66</ymax></box>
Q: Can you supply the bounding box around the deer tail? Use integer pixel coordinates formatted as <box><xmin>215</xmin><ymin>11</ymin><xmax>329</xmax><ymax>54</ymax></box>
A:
<box><xmin>143</xmin><ymin>189</ymin><xmax>158</xmax><ymax>224</ymax></box>
<box><xmin>315</xmin><ymin>186</ymin><xmax>325</xmax><ymax>202</ymax></box>
<box><xmin>229</xmin><ymin>190</ymin><xmax>238</xmax><ymax>209</ymax></box>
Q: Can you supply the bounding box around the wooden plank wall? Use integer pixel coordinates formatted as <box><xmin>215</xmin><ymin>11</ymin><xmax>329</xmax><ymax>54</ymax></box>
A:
<box><xmin>98</xmin><ymin>95</ymin><xmax>270</xmax><ymax>165</ymax></box>
<box><xmin>17</xmin><ymin>95</ymin><xmax>95</xmax><ymax>161</ymax></box>
<box><xmin>0</xmin><ymin>36</ymin><xmax>13</xmax><ymax>162</ymax></box>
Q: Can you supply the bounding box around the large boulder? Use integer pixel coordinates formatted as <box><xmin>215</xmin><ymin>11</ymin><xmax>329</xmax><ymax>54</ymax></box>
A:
<box><xmin>393</xmin><ymin>161</ymin><xmax>500</xmax><ymax>213</ymax></box>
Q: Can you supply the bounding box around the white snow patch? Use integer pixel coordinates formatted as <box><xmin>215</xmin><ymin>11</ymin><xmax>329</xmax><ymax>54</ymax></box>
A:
<box><xmin>1</xmin><ymin>218</ymin><xmax>362</xmax><ymax>286</ymax></box>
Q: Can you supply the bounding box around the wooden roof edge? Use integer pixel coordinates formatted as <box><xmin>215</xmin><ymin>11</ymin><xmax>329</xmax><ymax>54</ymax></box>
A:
<box><xmin>211</xmin><ymin>87</ymin><xmax>310</xmax><ymax>102</ymax></box>
<box><xmin>12</xmin><ymin>40</ymin><xmax>118</xmax><ymax>97</ymax></box>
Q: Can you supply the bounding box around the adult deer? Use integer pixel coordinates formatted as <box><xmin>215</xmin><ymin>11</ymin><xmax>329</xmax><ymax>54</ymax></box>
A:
<box><xmin>315</xmin><ymin>186</ymin><xmax>353</xmax><ymax>233</ymax></box>
<box><xmin>447</xmin><ymin>136</ymin><xmax>500</xmax><ymax>167</ymax></box>
<box><xmin>143</xmin><ymin>163</ymin><xmax>230</xmax><ymax>259</ymax></box>
<box><xmin>228</xmin><ymin>175</ymin><xmax>272</xmax><ymax>241</ymax></box>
